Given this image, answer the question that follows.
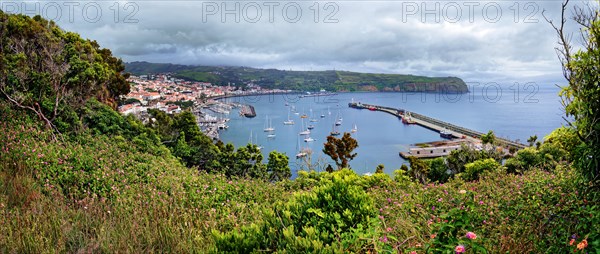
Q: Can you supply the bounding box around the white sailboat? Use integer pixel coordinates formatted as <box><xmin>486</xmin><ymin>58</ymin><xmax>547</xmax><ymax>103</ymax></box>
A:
<box><xmin>298</xmin><ymin>119</ymin><xmax>311</xmax><ymax>135</ymax></box>
<box><xmin>263</xmin><ymin>116</ymin><xmax>275</xmax><ymax>132</ymax></box>
<box><xmin>335</xmin><ymin>110</ymin><xmax>343</xmax><ymax>126</ymax></box>
<box><xmin>309</xmin><ymin>108</ymin><xmax>318</xmax><ymax>122</ymax></box>
<box><xmin>330</xmin><ymin>122</ymin><xmax>340</xmax><ymax>136</ymax></box>
<box><xmin>283</xmin><ymin>108</ymin><xmax>295</xmax><ymax>125</ymax></box>
<box><xmin>351</xmin><ymin>123</ymin><xmax>358</xmax><ymax>133</ymax></box>
<box><xmin>295</xmin><ymin>137</ymin><xmax>308</xmax><ymax>158</ymax></box>
<box><xmin>249</xmin><ymin>130</ymin><xmax>263</xmax><ymax>150</ymax></box>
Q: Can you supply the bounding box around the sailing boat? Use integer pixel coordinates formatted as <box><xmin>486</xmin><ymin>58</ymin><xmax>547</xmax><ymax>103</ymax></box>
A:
<box><xmin>283</xmin><ymin>107</ymin><xmax>295</xmax><ymax>125</ymax></box>
<box><xmin>351</xmin><ymin>123</ymin><xmax>358</xmax><ymax>133</ymax></box>
<box><xmin>300</xmin><ymin>110</ymin><xmax>308</xmax><ymax>119</ymax></box>
<box><xmin>299</xmin><ymin>119</ymin><xmax>310</xmax><ymax>135</ymax></box>
<box><xmin>309</xmin><ymin>108</ymin><xmax>318</xmax><ymax>122</ymax></box>
<box><xmin>249</xmin><ymin>130</ymin><xmax>263</xmax><ymax>150</ymax></box>
<box><xmin>263</xmin><ymin>116</ymin><xmax>275</xmax><ymax>132</ymax></box>
<box><xmin>335</xmin><ymin>110</ymin><xmax>343</xmax><ymax>126</ymax></box>
<box><xmin>295</xmin><ymin>137</ymin><xmax>308</xmax><ymax>158</ymax></box>
<box><xmin>330</xmin><ymin>122</ymin><xmax>340</xmax><ymax>136</ymax></box>
<box><xmin>320</xmin><ymin>110</ymin><xmax>326</xmax><ymax>118</ymax></box>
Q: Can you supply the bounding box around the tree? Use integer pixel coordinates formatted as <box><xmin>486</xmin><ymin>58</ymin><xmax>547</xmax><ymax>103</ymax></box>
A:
<box><xmin>322</xmin><ymin>132</ymin><xmax>358</xmax><ymax>170</ymax></box>
<box><xmin>375</xmin><ymin>164</ymin><xmax>385</xmax><ymax>174</ymax></box>
<box><xmin>0</xmin><ymin>13</ymin><xmax>129</xmax><ymax>137</ymax></box>
<box><xmin>234</xmin><ymin>144</ymin><xmax>266</xmax><ymax>179</ymax></box>
<box><xmin>447</xmin><ymin>143</ymin><xmax>503</xmax><ymax>175</ymax></box>
<box><xmin>199</xmin><ymin>92</ymin><xmax>208</xmax><ymax>103</ymax></box>
<box><xmin>545</xmin><ymin>0</ymin><xmax>600</xmax><ymax>183</ymax></box>
<box><xmin>407</xmin><ymin>156</ymin><xmax>429</xmax><ymax>184</ymax></box>
<box><xmin>481</xmin><ymin>130</ymin><xmax>496</xmax><ymax>145</ymax></box>
<box><xmin>267</xmin><ymin>151</ymin><xmax>291</xmax><ymax>182</ymax></box>
<box><xmin>462</xmin><ymin>158</ymin><xmax>501</xmax><ymax>181</ymax></box>
<box><xmin>325</xmin><ymin>164</ymin><xmax>334</xmax><ymax>173</ymax></box>
<box><xmin>394</xmin><ymin>165</ymin><xmax>413</xmax><ymax>185</ymax></box>
<box><xmin>427</xmin><ymin>157</ymin><xmax>450</xmax><ymax>183</ymax></box>
<box><xmin>527</xmin><ymin>135</ymin><xmax>538</xmax><ymax>147</ymax></box>
<box><xmin>146</xmin><ymin>109</ymin><xmax>219</xmax><ymax>169</ymax></box>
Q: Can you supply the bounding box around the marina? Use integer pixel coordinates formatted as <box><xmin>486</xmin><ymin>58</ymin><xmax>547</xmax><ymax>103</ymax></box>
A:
<box><xmin>217</xmin><ymin>89</ymin><xmax>562</xmax><ymax>175</ymax></box>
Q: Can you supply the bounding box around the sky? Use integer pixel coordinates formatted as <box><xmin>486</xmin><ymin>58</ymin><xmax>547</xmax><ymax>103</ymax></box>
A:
<box><xmin>3</xmin><ymin>0</ymin><xmax>595</xmax><ymax>84</ymax></box>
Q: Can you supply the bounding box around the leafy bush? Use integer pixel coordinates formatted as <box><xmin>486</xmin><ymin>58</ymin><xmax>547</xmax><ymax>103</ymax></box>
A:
<box><xmin>446</xmin><ymin>144</ymin><xmax>503</xmax><ymax>175</ymax></box>
<box><xmin>462</xmin><ymin>158</ymin><xmax>500</xmax><ymax>181</ymax></box>
<box><xmin>505</xmin><ymin>141</ymin><xmax>569</xmax><ymax>174</ymax></box>
<box><xmin>213</xmin><ymin>169</ymin><xmax>379</xmax><ymax>252</ymax></box>
<box><xmin>427</xmin><ymin>157</ymin><xmax>450</xmax><ymax>183</ymax></box>
<box><xmin>543</xmin><ymin>127</ymin><xmax>581</xmax><ymax>160</ymax></box>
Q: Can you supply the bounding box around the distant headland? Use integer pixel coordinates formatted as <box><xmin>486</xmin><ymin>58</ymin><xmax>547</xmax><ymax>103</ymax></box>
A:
<box><xmin>125</xmin><ymin>61</ymin><xmax>468</xmax><ymax>93</ymax></box>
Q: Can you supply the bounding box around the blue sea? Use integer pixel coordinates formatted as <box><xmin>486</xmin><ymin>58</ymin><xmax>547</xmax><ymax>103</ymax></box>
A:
<box><xmin>217</xmin><ymin>84</ymin><xmax>565</xmax><ymax>176</ymax></box>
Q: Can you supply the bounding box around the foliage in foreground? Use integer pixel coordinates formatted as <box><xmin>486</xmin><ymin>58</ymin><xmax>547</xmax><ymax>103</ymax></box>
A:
<box><xmin>213</xmin><ymin>169</ymin><xmax>379</xmax><ymax>253</ymax></box>
<box><xmin>552</xmin><ymin>0</ymin><xmax>600</xmax><ymax>184</ymax></box>
<box><xmin>0</xmin><ymin>110</ymin><xmax>599</xmax><ymax>253</ymax></box>
<box><xmin>0</xmin><ymin>111</ymin><xmax>292</xmax><ymax>252</ymax></box>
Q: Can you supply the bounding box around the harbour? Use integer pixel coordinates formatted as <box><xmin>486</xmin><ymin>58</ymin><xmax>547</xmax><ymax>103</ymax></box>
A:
<box><xmin>348</xmin><ymin>101</ymin><xmax>528</xmax><ymax>159</ymax></box>
<box><xmin>217</xmin><ymin>88</ymin><xmax>563</xmax><ymax>175</ymax></box>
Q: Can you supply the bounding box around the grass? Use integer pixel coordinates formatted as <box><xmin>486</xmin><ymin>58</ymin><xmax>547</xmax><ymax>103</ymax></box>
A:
<box><xmin>0</xmin><ymin>110</ymin><xmax>597</xmax><ymax>253</ymax></box>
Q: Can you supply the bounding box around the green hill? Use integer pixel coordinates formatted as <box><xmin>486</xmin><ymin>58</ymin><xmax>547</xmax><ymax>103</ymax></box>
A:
<box><xmin>125</xmin><ymin>61</ymin><xmax>469</xmax><ymax>93</ymax></box>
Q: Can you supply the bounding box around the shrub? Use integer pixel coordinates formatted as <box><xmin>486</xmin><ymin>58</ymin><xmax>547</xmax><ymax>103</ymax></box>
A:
<box><xmin>427</xmin><ymin>157</ymin><xmax>450</xmax><ymax>183</ymax></box>
<box><xmin>213</xmin><ymin>169</ymin><xmax>379</xmax><ymax>252</ymax></box>
<box><xmin>462</xmin><ymin>158</ymin><xmax>500</xmax><ymax>181</ymax></box>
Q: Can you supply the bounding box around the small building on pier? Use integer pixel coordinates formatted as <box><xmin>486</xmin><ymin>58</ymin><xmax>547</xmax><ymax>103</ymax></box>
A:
<box><xmin>400</xmin><ymin>139</ymin><xmax>472</xmax><ymax>159</ymax></box>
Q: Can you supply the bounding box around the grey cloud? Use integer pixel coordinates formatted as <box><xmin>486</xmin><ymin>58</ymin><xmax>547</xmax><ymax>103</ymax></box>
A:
<box><xmin>17</xmin><ymin>0</ymin><xmax>590</xmax><ymax>84</ymax></box>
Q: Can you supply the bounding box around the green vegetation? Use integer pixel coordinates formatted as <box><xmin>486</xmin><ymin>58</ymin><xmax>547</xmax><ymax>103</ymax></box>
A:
<box><xmin>323</xmin><ymin>132</ymin><xmax>359</xmax><ymax>171</ymax></box>
<box><xmin>125</xmin><ymin>61</ymin><xmax>469</xmax><ymax>93</ymax></box>
<box><xmin>552</xmin><ymin>2</ymin><xmax>600</xmax><ymax>184</ymax></box>
<box><xmin>0</xmin><ymin>5</ymin><xmax>599</xmax><ymax>253</ymax></box>
<box><xmin>167</xmin><ymin>100</ymin><xmax>194</xmax><ymax>109</ymax></box>
<box><xmin>0</xmin><ymin>12</ymin><xmax>129</xmax><ymax>136</ymax></box>
<box><xmin>213</xmin><ymin>169</ymin><xmax>378</xmax><ymax>253</ymax></box>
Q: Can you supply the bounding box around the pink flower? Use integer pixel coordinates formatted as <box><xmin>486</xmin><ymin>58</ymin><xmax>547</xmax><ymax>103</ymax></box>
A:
<box><xmin>455</xmin><ymin>245</ymin><xmax>465</xmax><ymax>253</ymax></box>
<box><xmin>466</xmin><ymin>231</ymin><xmax>477</xmax><ymax>240</ymax></box>
<box><xmin>380</xmin><ymin>236</ymin><xmax>388</xmax><ymax>243</ymax></box>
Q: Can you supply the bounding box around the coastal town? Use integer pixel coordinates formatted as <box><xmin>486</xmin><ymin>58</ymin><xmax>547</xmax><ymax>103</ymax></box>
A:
<box><xmin>118</xmin><ymin>74</ymin><xmax>291</xmax><ymax>139</ymax></box>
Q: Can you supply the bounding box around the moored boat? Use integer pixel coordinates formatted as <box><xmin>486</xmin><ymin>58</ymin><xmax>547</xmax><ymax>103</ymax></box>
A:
<box><xmin>440</xmin><ymin>129</ymin><xmax>453</xmax><ymax>139</ymax></box>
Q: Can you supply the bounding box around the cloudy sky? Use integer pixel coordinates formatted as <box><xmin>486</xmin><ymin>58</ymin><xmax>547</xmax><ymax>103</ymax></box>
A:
<box><xmin>5</xmin><ymin>0</ymin><xmax>595</xmax><ymax>84</ymax></box>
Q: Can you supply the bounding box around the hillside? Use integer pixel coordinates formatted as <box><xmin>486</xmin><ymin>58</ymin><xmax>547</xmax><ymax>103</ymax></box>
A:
<box><xmin>125</xmin><ymin>61</ymin><xmax>469</xmax><ymax>93</ymax></box>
